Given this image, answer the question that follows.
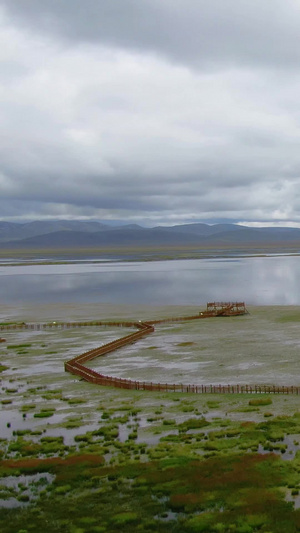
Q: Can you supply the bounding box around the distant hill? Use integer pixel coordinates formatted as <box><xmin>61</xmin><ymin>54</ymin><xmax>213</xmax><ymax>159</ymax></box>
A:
<box><xmin>0</xmin><ymin>220</ymin><xmax>108</xmax><ymax>243</ymax></box>
<box><xmin>0</xmin><ymin>228</ymin><xmax>207</xmax><ymax>248</ymax></box>
<box><xmin>0</xmin><ymin>220</ymin><xmax>300</xmax><ymax>249</ymax></box>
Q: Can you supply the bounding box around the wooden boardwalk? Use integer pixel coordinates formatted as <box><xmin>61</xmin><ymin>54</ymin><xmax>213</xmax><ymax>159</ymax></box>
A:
<box><xmin>2</xmin><ymin>303</ymin><xmax>299</xmax><ymax>395</ymax></box>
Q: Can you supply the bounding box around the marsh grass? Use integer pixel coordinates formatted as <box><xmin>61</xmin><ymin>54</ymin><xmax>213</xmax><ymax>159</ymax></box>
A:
<box><xmin>249</xmin><ymin>397</ymin><xmax>272</xmax><ymax>406</ymax></box>
<box><xmin>1</xmin><ymin>452</ymin><xmax>299</xmax><ymax>533</ymax></box>
<box><xmin>2</xmin><ymin>305</ymin><xmax>300</xmax><ymax>530</ymax></box>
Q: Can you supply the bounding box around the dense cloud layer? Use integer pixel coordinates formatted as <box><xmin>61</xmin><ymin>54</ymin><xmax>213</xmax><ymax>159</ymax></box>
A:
<box><xmin>1</xmin><ymin>0</ymin><xmax>300</xmax><ymax>225</ymax></box>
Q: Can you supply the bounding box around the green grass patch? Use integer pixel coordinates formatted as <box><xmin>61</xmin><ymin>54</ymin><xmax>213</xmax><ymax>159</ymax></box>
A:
<box><xmin>111</xmin><ymin>512</ymin><xmax>138</xmax><ymax>526</ymax></box>
<box><xmin>67</xmin><ymin>398</ymin><xmax>85</xmax><ymax>405</ymax></box>
<box><xmin>162</xmin><ymin>419</ymin><xmax>176</xmax><ymax>426</ymax></box>
<box><xmin>277</xmin><ymin>311</ymin><xmax>300</xmax><ymax>323</ymax></box>
<box><xmin>178</xmin><ymin>417</ymin><xmax>210</xmax><ymax>432</ymax></box>
<box><xmin>249</xmin><ymin>397</ymin><xmax>272</xmax><ymax>406</ymax></box>
<box><xmin>20</xmin><ymin>404</ymin><xmax>36</xmax><ymax>412</ymax></box>
<box><xmin>0</xmin><ymin>321</ymin><xmax>24</xmax><ymax>326</ymax></box>
<box><xmin>34</xmin><ymin>409</ymin><xmax>55</xmax><ymax>418</ymax></box>
<box><xmin>176</xmin><ymin>341</ymin><xmax>195</xmax><ymax>347</ymax></box>
<box><xmin>63</xmin><ymin>418</ymin><xmax>83</xmax><ymax>429</ymax></box>
<box><xmin>206</xmin><ymin>401</ymin><xmax>221</xmax><ymax>409</ymax></box>
<box><xmin>233</xmin><ymin>406</ymin><xmax>260</xmax><ymax>412</ymax></box>
<box><xmin>6</xmin><ymin>344</ymin><xmax>32</xmax><ymax>350</ymax></box>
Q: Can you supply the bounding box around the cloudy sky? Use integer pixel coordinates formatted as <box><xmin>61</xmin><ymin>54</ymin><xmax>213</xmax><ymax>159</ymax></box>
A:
<box><xmin>1</xmin><ymin>0</ymin><xmax>300</xmax><ymax>226</ymax></box>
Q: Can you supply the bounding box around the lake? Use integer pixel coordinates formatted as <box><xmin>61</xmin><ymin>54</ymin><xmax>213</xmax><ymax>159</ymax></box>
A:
<box><xmin>0</xmin><ymin>255</ymin><xmax>300</xmax><ymax>306</ymax></box>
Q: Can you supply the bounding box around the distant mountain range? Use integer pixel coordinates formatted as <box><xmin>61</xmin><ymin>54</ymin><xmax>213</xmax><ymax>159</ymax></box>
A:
<box><xmin>0</xmin><ymin>220</ymin><xmax>300</xmax><ymax>249</ymax></box>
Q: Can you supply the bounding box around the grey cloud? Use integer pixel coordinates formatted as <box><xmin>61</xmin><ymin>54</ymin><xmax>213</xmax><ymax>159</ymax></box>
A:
<box><xmin>1</xmin><ymin>1</ymin><xmax>300</xmax><ymax>225</ymax></box>
<box><xmin>2</xmin><ymin>0</ymin><xmax>300</xmax><ymax>70</ymax></box>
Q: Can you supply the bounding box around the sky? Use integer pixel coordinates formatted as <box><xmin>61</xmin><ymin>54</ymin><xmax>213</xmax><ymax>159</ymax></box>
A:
<box><xmin>1</xmin><ymin>1</ymin><xmax>300</xmax><ymax>227</ymax></box>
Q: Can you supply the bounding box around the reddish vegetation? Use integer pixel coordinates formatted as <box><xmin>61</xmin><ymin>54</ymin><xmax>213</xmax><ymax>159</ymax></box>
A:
<box><xmin>0</xmin><ymin>451</ymin><xmax>298</xmax><ymax>531</ymax></box>
<box><xmin>1</xmin><ymin>454</ymin><xmax>104</xmax><ymax>471</ymax></box>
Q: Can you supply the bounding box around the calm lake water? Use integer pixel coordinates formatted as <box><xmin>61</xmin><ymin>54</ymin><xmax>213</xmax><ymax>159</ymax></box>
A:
<box><xmin>0</xmin><ymin>255</ymin><xmax>300</xmax><ymax>305</ymax></box>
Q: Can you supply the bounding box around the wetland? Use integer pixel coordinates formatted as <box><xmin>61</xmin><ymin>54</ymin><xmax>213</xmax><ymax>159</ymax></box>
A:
<box><xmin>2</xmin><ymin>256</ymin><xmax>300</xmax><ymax>531</ymax></box>
<box><xmin>1</xmin><ymin>302</ymin><xmax>300</xmax><ymax>531</ymax></box>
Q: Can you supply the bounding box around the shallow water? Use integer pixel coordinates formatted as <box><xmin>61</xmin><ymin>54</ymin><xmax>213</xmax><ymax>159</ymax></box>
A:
<box><xmin>1</xmin><ymin>255</ymin><xmax>300</xmax><ymax>305</ymax></box>
<box><xmin>2</xmin><ymin>304</ymin><xmax>300</xmax><ymax>465</ymax></box>
<box><xmin>0</xmin><ymin>472</ymin><xmax>54</xmax><ymax>508</ymax></box>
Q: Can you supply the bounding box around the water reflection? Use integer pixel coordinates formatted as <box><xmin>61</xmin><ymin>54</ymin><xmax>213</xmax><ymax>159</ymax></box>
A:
<box><xmin>0</xmin><ymin>256</ymin><xmax>300</xmax><ymax>305</ymax></box>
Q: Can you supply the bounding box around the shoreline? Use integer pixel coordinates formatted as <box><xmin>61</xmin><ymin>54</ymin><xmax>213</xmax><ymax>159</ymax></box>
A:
<box><xmin>1</xmin><ymin>243</ymin><xmax>300</xmax><ymax>265</ymax></box>
<box><xmin>1</xmin><ymin>251</ymin><xmax>300</xmax><ymax>267</ymax></box>
<box><xmin>1</xmin><ymin>303</ymin><xmax>300</xmax><ymax>322</ymax></box>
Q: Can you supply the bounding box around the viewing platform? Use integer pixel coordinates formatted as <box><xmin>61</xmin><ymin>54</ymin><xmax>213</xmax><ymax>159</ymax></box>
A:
<box><xmin>203</xmin><ymin>302</ymin><xmax>247</xmax><ymax>316</ymax></box>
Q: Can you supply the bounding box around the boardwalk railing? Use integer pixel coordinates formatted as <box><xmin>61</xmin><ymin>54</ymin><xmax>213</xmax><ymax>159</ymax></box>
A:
<box><xmin>0</xmin><ymin>320</ymin><xmax>138</xmax><ymax>331</ymax></box>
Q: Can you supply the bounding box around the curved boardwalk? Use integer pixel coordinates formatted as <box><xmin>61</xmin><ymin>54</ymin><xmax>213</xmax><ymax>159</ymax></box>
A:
<box><xmin>2</xmin><ymin>305</ymin><xmax>299</xmax><ymax>394</ymax></box>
